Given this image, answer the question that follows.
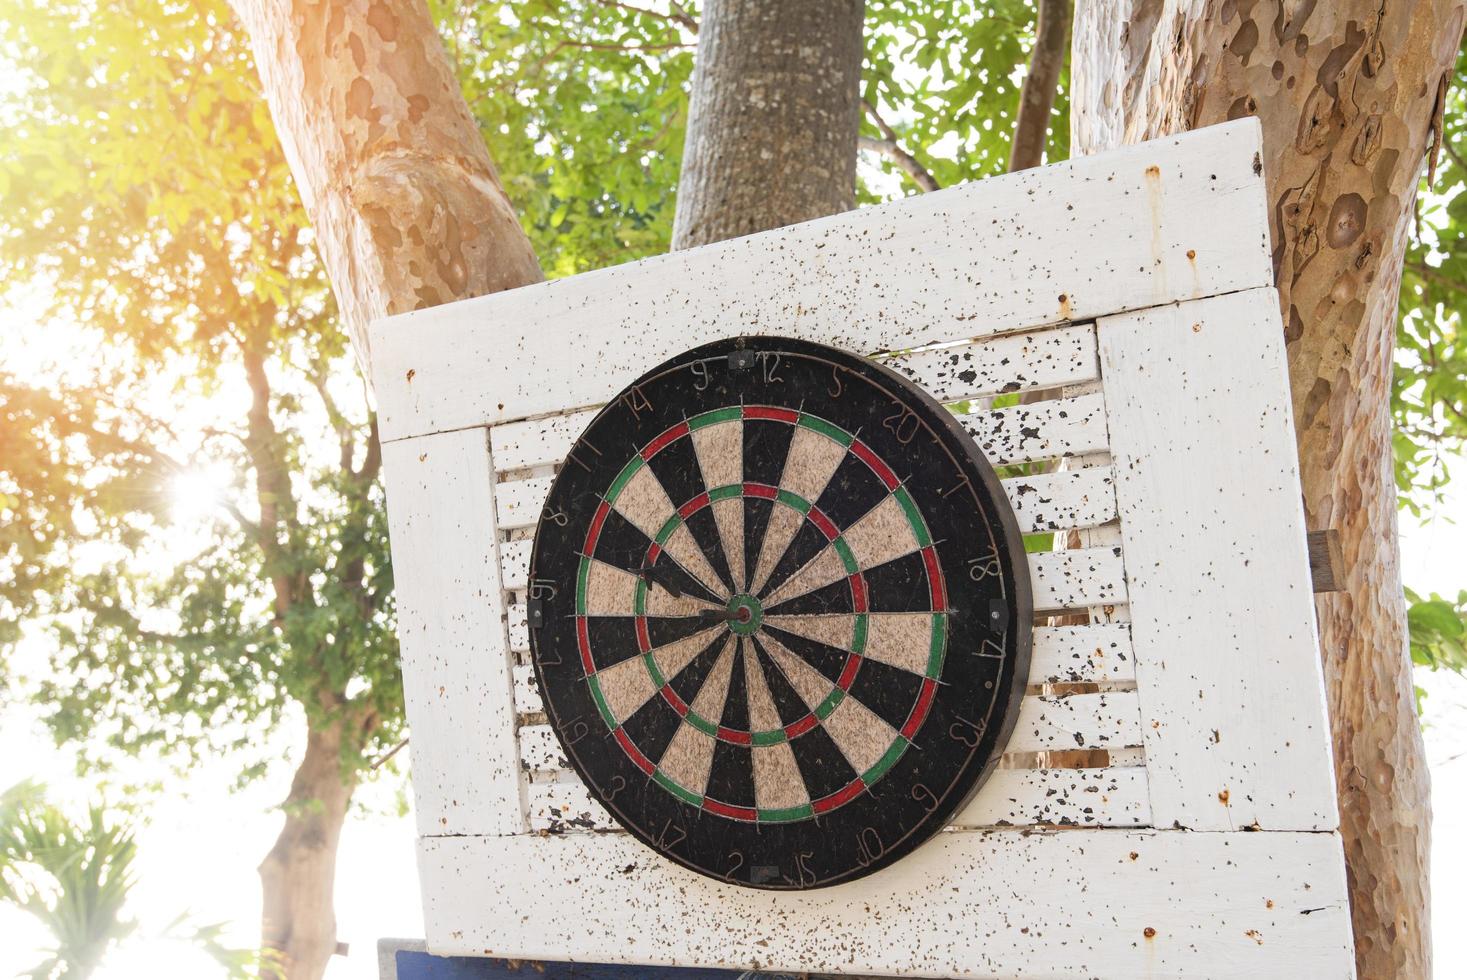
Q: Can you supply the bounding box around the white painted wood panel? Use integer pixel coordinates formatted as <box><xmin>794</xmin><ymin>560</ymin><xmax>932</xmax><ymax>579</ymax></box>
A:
<box><xmin>956</xmin><ymin>390</ymin><xmax>1110</xmax><ymax>465</ymax></box>
<box><xmin>495</xmin><ymin>461</ymin><xmax>1117</xmax><ymax>536</ymax></box>
<box><xmin>524</xmin><ymin>765</ymin><xmax>1149</xmax><ymax>833</ymax></box>
<box><xmin>373</xmin><ymin>119</ymin><xmax>1273</xmax><ymax>442</ymax></box>
<box><xmin>381</xmin><ymin>430</ymin><xmax>524</xmax><ymax>836</ymax></box>
<box><xmin>1028</xmin><ymin>623</ymin><xmax>1135</xmax><ymax>685</ymax></box>
<box><xmin>1028</xmin><ymin>545</ymin><xmax>1127</xmax><ymax>610</ymax></box>
<box><xmin>1099</xmin><ymin>288</ymin><xmax>1338</xmax><ymax>831</ymax></box>
<box><xmin>501</xmin><ymin>540</ymin><xmax>1125</xmax><ymax>613</ymax></box>
<box><xmin>949</xmin><ymin>766</ymin><xmax>1150</xmax><ymax>828</ymax></box>
<box><xmin>1006</xmin><ymin>691</ymin><xmax>1143</xmax><ymax>753</ymax></box>
<box><xmin>879</xmin><ymin>323</ymin><xmax>1099</xmax><ymax>403</ymax></box>
<box><xmin>419</xmin><ymin>828</ymin><xmax>1354</xmax><ymax>978</ymax></box>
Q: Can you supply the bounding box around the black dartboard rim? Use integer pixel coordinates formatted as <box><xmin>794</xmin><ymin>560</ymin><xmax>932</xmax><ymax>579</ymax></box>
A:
<box><xmin>527</xmin><ymin>336</ymin><xmax>1032</xmax><ymax>889</ymax></box>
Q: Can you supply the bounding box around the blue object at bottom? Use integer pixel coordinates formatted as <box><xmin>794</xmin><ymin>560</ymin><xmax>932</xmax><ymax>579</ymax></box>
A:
<box><xmin>394</xmin><ymin>950</ymin><xmax>795</xmax><ymax>980</ymax></box>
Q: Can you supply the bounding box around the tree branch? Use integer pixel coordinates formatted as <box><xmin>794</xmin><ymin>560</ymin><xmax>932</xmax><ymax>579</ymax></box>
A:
<box><xmin>593</xmin><ymin>0</ymin><xmax>699</xmax><ymax>34</ymax></box>
<box><xmin>1009</xmin><ymin>0</ymin><xmax>1071</xmax><ymax>172</ymax></box>
<box><xmin>859</xmin><ymin>101</ymin><xmax>940</xmax><ymax>193</ymax></box>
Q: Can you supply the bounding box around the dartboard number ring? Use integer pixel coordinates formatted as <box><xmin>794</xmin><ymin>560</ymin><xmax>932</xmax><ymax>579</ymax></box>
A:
<box><xmin>527</xmin><ymin>336</ymin><xmax>1032</xmax><ymax>889</ymax></box>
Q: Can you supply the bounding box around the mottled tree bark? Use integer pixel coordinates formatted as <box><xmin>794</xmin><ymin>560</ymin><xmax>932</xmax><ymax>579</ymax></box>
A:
<box><xmin>1071</xmin><ymin>3</ymin><xmax>1464</xmax><ymax>976</ymax></box>
<box><xmin>672</xmin><ymin>0</ymin><xmax>865</xmax><ymax>249</ymax></box>
<box><xmin>1009</xmin><ymin>0</ymin><xmax>1072</xmax><ymax>172</ymax></box>
<box><xmin>227</xmin><ymin>3</ymin><xmax>545</xmax><ymax>977</ymax></box>
<box><xmin>256</xmin><ymin>717</ymin><xmax>358</xmax><ymax>980</ymax></box>
<box><xmin>228</xmin><ymin>0</ymin><xmax>543</xmax><ymax>375</ymax></box>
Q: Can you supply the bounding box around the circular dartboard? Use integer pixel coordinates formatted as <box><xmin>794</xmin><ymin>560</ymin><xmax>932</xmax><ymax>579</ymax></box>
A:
<box><xmin>527</xmin><ymin>336</ymin><xmax>1031</xmax><ymax>889</ymax></box>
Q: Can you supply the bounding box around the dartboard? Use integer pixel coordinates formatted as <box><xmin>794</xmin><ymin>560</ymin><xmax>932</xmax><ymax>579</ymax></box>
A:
<box><xmin>527</xmin><ymin>336</ymin><xmax>1031</xmax><ymax>889</ymax></box>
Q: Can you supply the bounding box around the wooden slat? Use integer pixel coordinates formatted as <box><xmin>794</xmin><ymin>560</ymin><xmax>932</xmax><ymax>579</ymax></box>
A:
<box><xmin>879</xmin><ymin>323</ymin><xmax>1098</xmax><ymax>403</ymax></box>
<box><xmin>1099</xmin><ymin>288</ymin><xmax>1338</xmax><ymax>832</ymax></box>
<box><xmin>374</xmin><ymin>119</ymin><xmax>1273</xmax><ymax>442</ymax></box>
<box><xmin>511</xmin><ymin>663</ymin><xmax>540</xmax><ymax>715</ymax></box>
<box><xmin>496</xmin><ymin>460</ymin><xmax>1117</xmax><ymax>535</ymax></box>
<box><xmin>518</xmin><ymin>724</ymin><xmax>566</xmax><ymax>773</ymax></box>
<box><xmin>1029</xmin><ymin>545</ymin><xmax>1127</xmax><ymax>610</ymax></box>
<box><xmin>1005</xmin><ymin>691</ymin><xmax>1144</xmax><ymax>754</ymax></box>
<box><xmin>519</xmin><ymin>690</ymin><xmax>1139</xmax><ymax>773</ymax></box>
<box><xmin>419</xmin><ymin>828</ymin><xmax>1355</xmax><ymax>977</ymax></box>
<box><xmin>500</xmin><ymin>539</ymin><xmax>532</xmax><ymax>591</ymax></box>
<box><xmin>491</xmin><ymin>409</ymin><xmax>596</xmax><ymax>474</ymax></box>
<box><xmin>507</xmin><ymin>599</ymin><xmax>529</xmax><ymax>655</ymax></box>
<box><xmin>956</xmin><ymin>390</ymin><xmax>1109</xmax><ymax>465</ymax></box>
<box><xmin>1028</xmin><ymin>623</ymin><xmax>1135</xmax><ymax>685</ymax></box>
<box><xmin>526</xmin><ymin>765</ymin><xmax>1150</xmax><ymax>834</ymax></box>
<box><xmin>502</xmin><ymin>541</ymin><xmax>1125</xmax><ymax>615</ymax></box>
<box><xmin>381</xmin><ymin>430</ymin><xmax>524</xmax><ymax>836</ymax></box>
<box><xmin>1002</xmin><ymin>465</ymin><xmax>1116</xmax><ymax>534</ymax></box>
<box><xmin>949</xmin><ymin>766</ymin><xmax>1150</xmax><ymax>828</ymax></box>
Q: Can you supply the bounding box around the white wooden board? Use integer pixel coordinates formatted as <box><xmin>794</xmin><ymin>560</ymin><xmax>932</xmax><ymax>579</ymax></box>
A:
<box><xmin>381</xmin><ymin>429</ymin><xmax>523</xmax><ymax>836</ymax></box>
<box><xmin>1099</xmin><ymin>288</ymin><xmax>1338</xmax><ymax>831</ymax></box>
<box><xmin>371</xmin><ymin>119</ymin><xmax>1272</xmax><ymax>442</ymax></box>
<box><xmin>419</xmin><ymin>829</ymin><xmax>1354</xmax><ymax>978</ymax></box>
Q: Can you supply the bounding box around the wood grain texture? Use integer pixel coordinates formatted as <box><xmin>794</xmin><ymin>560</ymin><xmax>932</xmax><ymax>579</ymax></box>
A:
<box><xmin>1099</xmin><ymin>288</ymin><xmax>1337</xmax><ymax>832</ymax></box>
<box><xmin>380</xmin><ymin>429</ymin><xmax>524</xmax><ymax>836</ymax></box>
<box><xmin>419</xmin><ymin>829</ymin><xmax>1354</xmax><ymax>977</ymax></box>
<box><xmin>370</xmin><ymin>120</ymin><xmax>1272</xmax><ymax>442</ymax></box>
<box><xmin>228</xmin><ymin>0</ymin><xmax>542</xmax><ymax>375</ymax></box>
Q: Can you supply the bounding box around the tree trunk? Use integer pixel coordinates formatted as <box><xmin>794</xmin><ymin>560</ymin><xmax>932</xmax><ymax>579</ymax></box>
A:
<box><xmin>258</xmin><ymin>717</ymin><xmax>357</xmax><ymax>980</ymax></box>
<box><xmin>227</xmin><ymin>0</ymin><xmax>543</xmax><ymax>374</ymax></box>
<box><xmin>672</xmin><ymin>0</ymin><xmax>866</xmax><ymax>249</ymax></box>
<box><xmin>1071</xmin><ymin>4</ymin><xmax>1463</xmax><ymax>976</ymax></box>
<box><xmin>1008</xmin><ymin>0</ymin><xmax>1072</xmax><ymax>172</ymax></box>
<box><xmin>228</xmin><ymin>4</ymin><xmax>547</xmax><ymax>976</ymax></box>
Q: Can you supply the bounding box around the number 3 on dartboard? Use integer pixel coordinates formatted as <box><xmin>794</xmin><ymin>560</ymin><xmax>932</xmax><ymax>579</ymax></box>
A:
<box><xmin>883</xmin><ymin>405</ymin><xmax>919</xmax><ymax>444</ymax></box>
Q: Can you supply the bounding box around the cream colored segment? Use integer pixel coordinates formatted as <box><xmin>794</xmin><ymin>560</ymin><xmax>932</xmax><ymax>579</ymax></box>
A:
<box><xmin>742</xmin><ymin>640</ymin><xmax>784</xmax><ymax>732</ymax></box>
<box><xmin>762</xmin><ymin>614</ymin><xmax>856</xmax><ymax>652</ymax></box>
<box><xmin>582</xmin><ymin>560</ymin><xmax>639</xmax><ymax>616</ymax></box>
<box><xmin>651</xmin><ymin>628</ymin><xmax>719</xmax><ymax>686</ymax></box>
<box><xmin>690</xmin><ymin>420</ymin><xmax>742</xmax><ymax>493</ymax></box>
<box><xmin>644</xmin><ymin>582</ymin><xmax>718</xmax><ymax>617</ymax></box>
<box><xmin>749</xmin><ymin>503</ymin><xmax>805</xmax><ymax>593</ymax></box>
<box><xmin>822</xmin><ymin>695</ymin><xmax>900</xmax><ymax>776</ymax></box>
<box><xmin>752</xmin><ymin>743</ymin><xmax>810</xmax><ymax>811</ymax></box>
<box><xmin>863</xmin><ymin>613</ymin><xmax>935</xmax><ymax>675</ymax></box>
<box><xmin>656</xmin><ymin>723</ymin><xmax>718</xmax><ymax>797</ymax></box>
<box><xmin>612</xmin><ymin>464</ymin><xmax>676</xmax><ymax>541</ymax></box>
<box><xmin>779</xmin><ymin>424</ymin><xmax>847</xmax><ymax>501</ymax></box>
<box><xmin>687</xmin><ymin>637</ymin><xmax>738</xmax><ymax>723</ymax></box>
<box><xmin>842</xmin><ymin>493</ymin><xmax>920</xmax><ymax>571</ymax></box>
<box><xmin>709</xmin><ymin>497</ymin><xmax>745</xmax><ymax>590</ymax></box>
<box><xmin>762</xmin><ymin>634</ymin><xmax>835</xmax><ymax>710</ymax></box>
<box><xmin>661</xmin><ymin>524</ymin><xmax>726</xmax><ymax>597</ymax></box>
<box><xmin>594</xmin><ymin>654</ymin><xmax>659</xmax><ymax>725</ymax></box>
<box><xmin>761</xmin><ymin>545</ymin><xmax>849</xmax><ymax>609</ymax></box>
